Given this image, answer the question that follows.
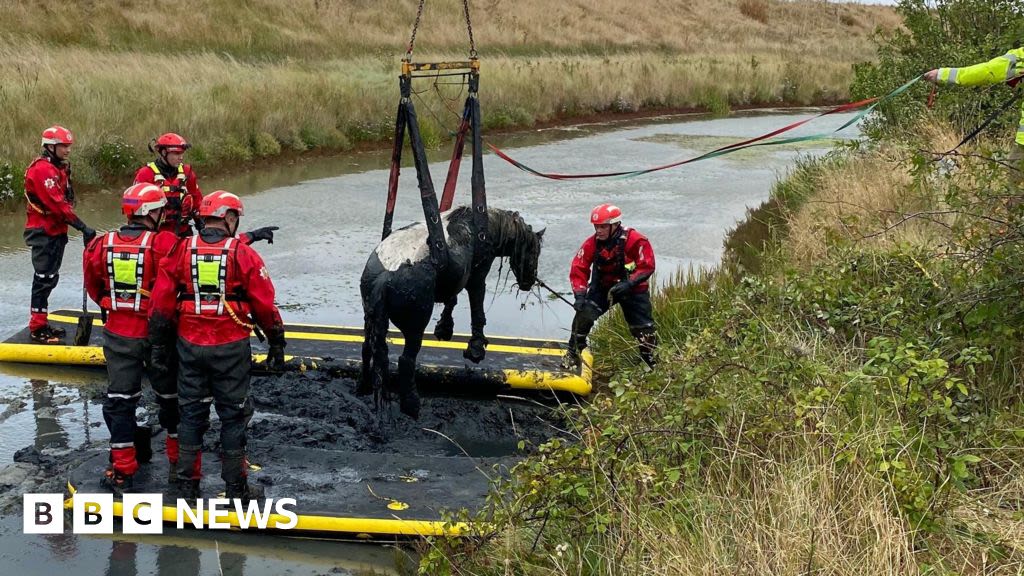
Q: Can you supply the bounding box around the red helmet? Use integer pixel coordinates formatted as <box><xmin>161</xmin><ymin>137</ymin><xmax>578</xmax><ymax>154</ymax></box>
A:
<box><xmin>121</xmin><ymin>183</ymin><xmax>167</xmax><ymax>218</ymax></box>
<box><xmin>154</xmin><ymin>132</ymin><xmax>190</xmax><ymax>153</ymax></box>
<box><xmin>199</xmin><ymin>190</ymin><xmax>244</xmax><ymax>219</ymax></box>
<box><xmin>41</xmin><ymin>125</ymin><xmax>74</xmax><ymax>146</ymax></box>
<box><xmin>590</xmin><ymin>203</ymin><xmax>622</xmax><ymax>225</ymax></box>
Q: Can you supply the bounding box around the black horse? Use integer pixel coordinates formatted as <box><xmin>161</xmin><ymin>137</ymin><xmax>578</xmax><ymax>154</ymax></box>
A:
<box><xmin>360</xmin><ymin>206</ymin><xmax>544</xmax><ymax>419</ymax></box>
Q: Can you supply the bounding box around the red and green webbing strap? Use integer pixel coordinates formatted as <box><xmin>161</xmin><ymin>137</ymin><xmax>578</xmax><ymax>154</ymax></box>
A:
<box><xmin>487</xmin><ymin>75</ymin><xmax>923</xmax><ymax>181</ymax></box>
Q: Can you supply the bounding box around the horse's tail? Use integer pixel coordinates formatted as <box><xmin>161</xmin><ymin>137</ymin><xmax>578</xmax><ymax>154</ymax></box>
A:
<box><xmin>361</xmin><ymin>276</ymin><xmax>392</xmax><ymax>410</ymax></box>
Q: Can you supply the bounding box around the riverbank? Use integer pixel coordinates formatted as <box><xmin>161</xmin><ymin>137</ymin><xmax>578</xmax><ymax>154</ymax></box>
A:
<box><xmin>0</xmin><ymin>0</ymin><xmax>899</xmax><ymax>204</ymax></box>
<box><xmin>425</xmin><ymin>120</ymin><xmax>1024</xmax><ymax>573</ymax></box>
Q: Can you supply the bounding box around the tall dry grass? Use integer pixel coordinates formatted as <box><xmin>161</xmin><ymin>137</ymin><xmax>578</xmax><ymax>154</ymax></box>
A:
<box><xmin>0</xmin><ymin>0</ymin><xmax>899</xmax><ymax>193</ymax></box>
<box><xmin>0</xmin><ymin>0</ymin><xmax>898</xmax><ymax>59</ymax></box>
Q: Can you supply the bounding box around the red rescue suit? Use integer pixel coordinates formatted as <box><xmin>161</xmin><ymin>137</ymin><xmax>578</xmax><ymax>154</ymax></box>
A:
<box><xmin>149</xmin><ymin>230</ymin><xmax>282</xmax><ymax>345</ymax></box>
<box><xmin>569</xmin><ymin>227</ymin><xmax>655</xmax><ymax>295</ymax></box>
<box><xmin>133</xmin><ymin>162</ymin><xmax>202</xmax><ymax>235</ymax></box>
<box><xmin>83</xmin><ymin>227</ymin><xmax>179</xmax><ymax>338</ymax></box>
<box><xmin>24</xmin><ymin>156</ymin><xmax>81</xmax><ymax>236</ymax></box>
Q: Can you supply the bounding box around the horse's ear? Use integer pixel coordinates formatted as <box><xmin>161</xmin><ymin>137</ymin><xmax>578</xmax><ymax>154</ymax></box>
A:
<box><xmin>536</xmin><ymin>227</ymin><xmax>546</xmax><ymax>239</ymax></box>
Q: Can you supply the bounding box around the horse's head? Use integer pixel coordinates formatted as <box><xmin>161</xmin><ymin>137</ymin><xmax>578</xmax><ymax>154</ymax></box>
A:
<box><xmin>509</xmin><ymin>226</ymin><xmax>544</xmax><ymax>292</ymax></box>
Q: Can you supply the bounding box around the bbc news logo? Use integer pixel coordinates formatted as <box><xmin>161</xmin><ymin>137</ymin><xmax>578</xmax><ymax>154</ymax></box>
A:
<box><xmin>24</xmin><ymin>493</ymin><xmax>298</xmax><ymax>534</ymax></box>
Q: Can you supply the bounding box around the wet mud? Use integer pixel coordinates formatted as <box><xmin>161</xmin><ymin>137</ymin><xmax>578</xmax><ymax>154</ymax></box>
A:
<box><xmin>0</xmin><ymin>368</ymin><xmax>566</xmax><ymax>514</ymax></box>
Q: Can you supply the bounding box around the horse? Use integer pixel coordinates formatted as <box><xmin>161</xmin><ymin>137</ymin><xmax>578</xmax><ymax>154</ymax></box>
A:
<box><xmin>360</xmin><ymin>206</ymin><xmax>545</xmax><ymax>419</ymax></box>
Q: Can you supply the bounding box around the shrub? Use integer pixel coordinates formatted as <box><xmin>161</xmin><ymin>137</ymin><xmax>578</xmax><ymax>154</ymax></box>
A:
<box><xmin>739</xmin><ymin>0</ymin><xmax>770</xmax><ymax>24</ymax></box>
<box><xmin>83</xmin><ymin>137</ymin><xmax>140</xmax><ymax>182</ymax></box>
<box><xmin>251</xmin><ymin>131</ymin><xmax>282</xmax><ymax>157</ymax></box>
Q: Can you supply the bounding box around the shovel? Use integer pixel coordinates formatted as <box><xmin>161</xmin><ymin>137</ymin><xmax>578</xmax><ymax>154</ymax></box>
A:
<box><xmin>72</xmin><ymin>284</ymin><xmax>93</xmax><ymax>346</ymax></box>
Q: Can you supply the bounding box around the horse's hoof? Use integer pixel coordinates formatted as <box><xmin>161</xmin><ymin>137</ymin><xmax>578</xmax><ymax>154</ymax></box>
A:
<box><xmin>463</xmin><ymin>338</ymin><xmax>488</xmax><ymax>364</ymax></box>
<box><xmin>433</xmin><ymin>320</ymin><xmax>454</xmax><ymax>341</ymax></box>
<box><xmin>399</xmin><ymin>393</ymin><xmax>421</xmax><ymax>420</ymax></box>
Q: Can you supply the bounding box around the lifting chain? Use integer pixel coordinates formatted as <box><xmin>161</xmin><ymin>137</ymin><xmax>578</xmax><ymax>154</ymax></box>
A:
<box><xmin>405</xmin><ymin>0</ymin><xmax>426</xmax><ymax>59</ymax></box>
<box><xmin>405</xmin><ymin>0</ymin><xmax>478</xmax><ymax>60</ymax></box>
<box><xmin>463</xmin><ymin>0</ymin><xmax>477</xmax><ymax>58</ymax></box>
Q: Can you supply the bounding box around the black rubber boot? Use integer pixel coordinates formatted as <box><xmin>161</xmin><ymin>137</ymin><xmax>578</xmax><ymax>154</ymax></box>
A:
<box><xmin>561</xmin><ymin>345</ymin><xmax>582</xmax><ymax>371</ymax></box>
<box><xmin>397</xmin><ymin>356</ymin><xmax>420</xmax><ymax>420</ymax></box>
<box><xmin>225</xmin><ymin>481</ymin><xmax>265</xmax><ymax>504</ymax></box>
<box><xmin>633</xmin><ymin>327</ymin><xmax>658</xmax><ymax>369</ymax></box>
<box><xmin>101</xmin><ymin>469</ymin><xmax>134</xmax><ymax>497</ymax></box>
<box><xmin>169</xmin><ymin>478</ymin><xmax>201</xmax><ymax>501</ymax></box>
<box><xmin>134</xmin><ymin>425</ymin><xmax>153</xmax><ymax>464</ymax></box>
<box><xmin>176</xmin><ymin>444</ymin><xmax>203</xmax><ymax>483</ymax></box>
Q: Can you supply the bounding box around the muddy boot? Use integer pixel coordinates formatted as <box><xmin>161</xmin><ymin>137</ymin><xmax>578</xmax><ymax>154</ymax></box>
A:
<box><xmin>397</xmin><ymin>357</ymin><xmax>420</xmax><ymax>420</ymax></box>
<box><xmin>225</xmin><ymin>481</ymin><xmax>265</xmax><ymax>505</ymax></box>
<box><xmin>103</xmin><ymin>447</ymin><xmax>138</xmax><ymax>496</ymax></box>
<box><xmin>29</xmin><ymin>326</ymin><xmax>62</xmax><ymax>345</ymax></box>
<box><xmin>176</xmin><ymin>444</ymin><xmax>203</xmax><ymax>487</ymax></box>
<box><xmin>561</xmin><ymin>347</ymin><xmax>582</xmax><ymax>371</ymax></box>
<box><xmin>633</xmin><ymin>327</ymin><xmax>658</xmax><ymax>370</ymax></box>
<box><xmin>169</xmin><ymin>478</ymin><xmax>201</xmax><ymax>501</ymax></box>
<box><xmin>134</xmin><ymin>425</ymin><xmax>153</xmax><ymax>464</ymax></box>
<box><xmin>101</xmin><ymin>469</ymin><xmax>134</xmax><ymax>497</ymax></box>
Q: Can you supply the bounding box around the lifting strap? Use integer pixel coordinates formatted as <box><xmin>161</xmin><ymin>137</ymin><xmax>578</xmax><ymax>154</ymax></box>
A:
<box><xmin>382</xmin><ymin>0</ymin><xmax>488</xmax><ymax>268</ymax></box>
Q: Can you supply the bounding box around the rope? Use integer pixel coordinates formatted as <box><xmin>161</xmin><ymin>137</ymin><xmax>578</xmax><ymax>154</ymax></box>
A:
<box><xmin>488</xmin><ymin>75</ymin><xmax>923</xmax><ymax>181</ymax></box>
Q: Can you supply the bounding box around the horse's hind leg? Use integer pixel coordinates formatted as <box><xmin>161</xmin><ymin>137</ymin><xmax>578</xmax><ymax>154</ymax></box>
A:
<box><xmin>433</xmin><ymin>297</ymin><xmax>457</xmax><ymax>341</ymax></box>
<box><xmin>397</xmin><ymin>326</ymin><xmax>427</xmax><ymax>420</ymax></box>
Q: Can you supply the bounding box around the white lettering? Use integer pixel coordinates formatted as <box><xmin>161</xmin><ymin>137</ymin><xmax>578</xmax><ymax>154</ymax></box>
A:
<box><xmin>73</xmin><ymin>494</ymin><xmax>113</xmax><ymax>534</ymax></box>
<box><xmin>207</xmin><ymin>498</ymin><xmax>231</xmax><ymax>529</ymax></box>
<box><xmin>23</xmin><ymin>494</ymin><xmax>64</xmax><ymax>534</ymax></box>
<box><xmin>234</xmin><ymin>498</ymin><xmax>273</xmax><ymax>529</ymax></box>
<box><xmin>273</xmin><ymin>498</ymin><xmax>298</xmax><ymax>530</ymax></box>
<box><xmin>176</xmin><ymin>499</ymin><xmax>204</xmax><ymax>529</ymax></box>
<box><xmin>123</xmin><ymin>494</ymin><xmax>163</xmax><ymax>534</ymax></box>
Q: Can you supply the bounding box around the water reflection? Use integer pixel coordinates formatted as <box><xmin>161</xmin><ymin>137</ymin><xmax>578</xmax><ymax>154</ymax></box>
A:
<box><xmin>31</xmin><ymin>379</ymin><xmax>69</xmax><ymax>451</ymax></box>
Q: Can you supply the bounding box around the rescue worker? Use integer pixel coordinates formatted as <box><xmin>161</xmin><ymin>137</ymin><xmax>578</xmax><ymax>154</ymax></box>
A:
<box><xmin>925</xmin><ymin>46</ymin><xmax>1024</xmax><ymax>194</ymax></box>
<box><xmin>24</xmin><ymin>125</ymin><xmax>97</xmax><ymax>344</ymax></box>
<box><xmin>148</xmin><ymin>190</ymin><xmax>286</xmax><ymax>500</ymax></box>
<box><xmin>133</xmin><ymin>133</ymin><xmax>202</xmax><ymax>237</ymax></box>
<box><xmin>84</xmin><ymin>183</ymin><xmax>180</xmax><ymax>493</ymax></box>
<box><xmin>134</xmin><ymin>132</ymin><xmax>279</xmax><ymax>244</ymax></box>
<box><xmin>562</xmin><ymin>204</ymin><xmax>657</xmax><ymax>370</ymax></box>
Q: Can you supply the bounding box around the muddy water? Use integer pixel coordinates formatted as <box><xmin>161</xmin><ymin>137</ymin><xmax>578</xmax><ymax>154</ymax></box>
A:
<box><xmin>0</xmin><ymin>109</ymin><xmax>860</xmax><ymax>574</ymax></box>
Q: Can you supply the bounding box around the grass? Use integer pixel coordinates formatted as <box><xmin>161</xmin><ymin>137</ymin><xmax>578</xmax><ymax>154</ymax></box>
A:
<box><xmin>0</xmin><ymin>0</ymin><xmax>899</xmax><ymax>201</ymax></box>
<box><xmin>421</xmin><ymin>125</ymin><xmax>1024</xmax><ymax>574</ymax></box>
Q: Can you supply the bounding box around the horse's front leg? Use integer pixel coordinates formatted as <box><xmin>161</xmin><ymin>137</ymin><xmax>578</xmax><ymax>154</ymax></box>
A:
<box><xmin>463</xmin><ymin>277</ymin><xmax>489</xmax><ymax>364</ymax></box>
<box><xmin>433</xmin><ymin>297</ymin><xmax>457</xmax><ymax>341</ymax></box>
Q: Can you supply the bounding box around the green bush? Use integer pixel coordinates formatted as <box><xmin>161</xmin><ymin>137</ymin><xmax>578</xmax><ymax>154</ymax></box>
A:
<box><xmin>83</xmin><ymin>137</ymin><xmax>140</xmax><ymax>182</ymax></box>
<box><xmin>251</xmin><ymin>131</ymin><xmax>282</xmax><ymax>157</ymax></box>
<box><xmin>0</xmin><ymin>163</ymin><xmax>18</xmax><ymax>205</ymax></box>
<box><xmin>298</xmin><ymin>125</ymin><xmax>350</xmax><ymax>150</ymax></box>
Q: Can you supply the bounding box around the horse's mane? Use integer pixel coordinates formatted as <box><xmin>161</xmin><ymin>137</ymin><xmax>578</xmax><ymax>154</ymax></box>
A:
<box><xmin>446</xmin><ymin>206</ymin><xmax>538</xmax><ymax>254</ymax></box>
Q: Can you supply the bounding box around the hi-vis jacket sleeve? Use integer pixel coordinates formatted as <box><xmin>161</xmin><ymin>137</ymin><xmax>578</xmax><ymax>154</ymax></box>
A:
<box><xmin>938</xmin><ymin>47</ymin><xmax>1024</xmax><ymax>145</ymax></box>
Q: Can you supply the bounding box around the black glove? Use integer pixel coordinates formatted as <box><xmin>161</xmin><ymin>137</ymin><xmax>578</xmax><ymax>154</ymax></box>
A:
<box><xmin>150</xmin><ymin>344</ymin><xmax>171</xmax><ymax>375</ymax></box>
<box><xmin>266</xmin><ymin>328</ymin><xmax>287</xmax><ymax>370</ymax></box>
<box><xmin>608</xmin><ymin>280</ymin><xmax>633</xmax><ymax>301</ymax></box>
<box><xmin>573</xmin><ymin>293</ymin><xmax>589</xmax><ymax>312</ymax></box>
<box><xmin>245</xmin><ymin>226</ymin><xmax>279</xmax><ymax>244</ymax></box>
<box><xmin>71</xmin><ymin>219</ymin><xmax>97</xmax><ymax>246</ymax></box>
